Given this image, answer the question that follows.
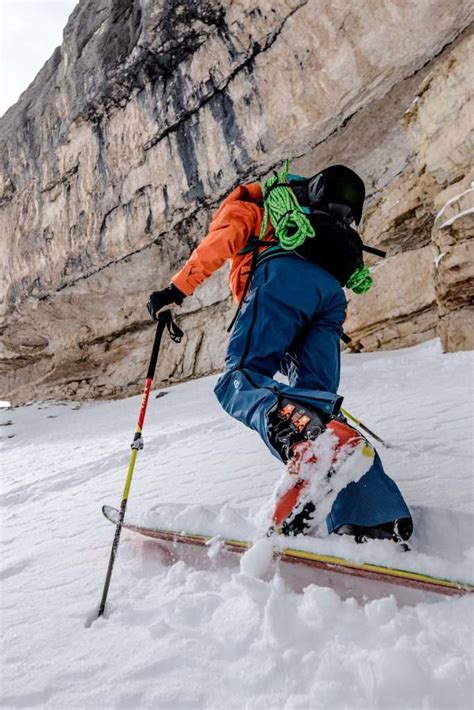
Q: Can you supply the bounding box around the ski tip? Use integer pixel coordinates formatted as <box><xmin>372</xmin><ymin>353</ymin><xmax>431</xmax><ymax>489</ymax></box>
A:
<box><xmin>102</xmin><ymin>505</ymin><xmax>120</xmax><ymax>524</ymax></box>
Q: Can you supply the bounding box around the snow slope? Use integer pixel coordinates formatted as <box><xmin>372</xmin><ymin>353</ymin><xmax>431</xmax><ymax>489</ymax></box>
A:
<box><xmin>1</xmin><ymin>340</ymin><xmax>473</xmax><ymax>709</ymax></box>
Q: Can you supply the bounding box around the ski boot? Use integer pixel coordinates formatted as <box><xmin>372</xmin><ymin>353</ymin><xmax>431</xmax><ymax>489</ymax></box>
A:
<box><xmin>336</xmin><ymin>517</ymin><xmax>413</xmax><ymax>549</ymax></box>
<box><xmin>268</xmin><ymin>400</ymin><xmax>374</xmax><ymax>536</ymax></box>
<box><xmin>267</xmin><ymin>398</ymin><xmax>326</xmax><ymax>464</ymax></box>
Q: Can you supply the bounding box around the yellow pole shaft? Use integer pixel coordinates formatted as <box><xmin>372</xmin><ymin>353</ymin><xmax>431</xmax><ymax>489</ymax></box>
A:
<box><xmin>123</xmin><ymin>445</ymin><xmax>139</xmax><ymax>501</ymax></box>
<box><xmin>340</xmin><ymin>408</ymin><xmax>391</xmax><ymax>448</ymax></box>
<box><xmin>341</xmin><ymin>407</ymin><xmax>360</xmax><ymax>426</ymax></box>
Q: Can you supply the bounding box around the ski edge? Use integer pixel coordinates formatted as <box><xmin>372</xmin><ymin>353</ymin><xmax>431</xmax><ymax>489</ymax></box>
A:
<box><xmin>101</xmin><ymin>505</ymin><xmax>474</xmax><ymax>597</ymax></box>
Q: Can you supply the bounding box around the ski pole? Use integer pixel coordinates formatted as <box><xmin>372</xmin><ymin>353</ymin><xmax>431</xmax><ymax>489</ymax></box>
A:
<box><xmin>341</xmin><ymin>407</ymin><xmax>393</xmax><ymax>448</ymax></box>
<box><xmin>97</xmin><ymin>310</ymin><xmax>183</xmax><ymax>618</ymax></box>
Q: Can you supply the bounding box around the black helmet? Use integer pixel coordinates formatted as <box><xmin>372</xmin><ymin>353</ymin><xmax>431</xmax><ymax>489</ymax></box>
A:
<box><xmin>291</xmin><ymin>165</ymin><xmax>365</xmax><ymax>225</ymax></box>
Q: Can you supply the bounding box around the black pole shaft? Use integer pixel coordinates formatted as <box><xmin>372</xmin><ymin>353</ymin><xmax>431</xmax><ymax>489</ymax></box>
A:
<box><xmin>98</xmin><ymin>498</ymin><xmax>128</xmax><ymax>616</ymax></box>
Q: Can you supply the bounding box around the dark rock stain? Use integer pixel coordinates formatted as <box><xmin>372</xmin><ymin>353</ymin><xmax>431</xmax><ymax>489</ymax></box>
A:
<box><xmin>210</xmin><ymin>91</ymin><xmax>250</xmax><ymax>175</ymax></box>
<box><xmin>94</xmin><ymin>123</ymin><xmax>109</xmax><ymax>177</ymax></box>
<box><xmin>162</xmin><ymin>184</ymin><xmax>169</xmax><ymax>216</ymax></box>
<box><xmin>175</xmin><ymin>118</ymin><xmax>205</xmax><ymax>201</ymax></box>
<box><xmin>97</xmin><ymin>0</ymin><xmax>143</xmax><ymax>72</ymax></box>
<box><xmin>145</xmin><ymin>209</ymin><xmax>153</xmax><ymax>234</ymax></box>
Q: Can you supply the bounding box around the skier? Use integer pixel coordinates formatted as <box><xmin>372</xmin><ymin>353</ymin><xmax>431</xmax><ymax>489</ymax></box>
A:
<box><xmin>147</xmin><ymin>164</ymin><xmax>412</xmax><ymax>543</ymax></box>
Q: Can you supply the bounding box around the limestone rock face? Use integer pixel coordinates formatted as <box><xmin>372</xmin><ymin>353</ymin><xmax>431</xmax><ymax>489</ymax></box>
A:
<box><xmin>0</xmin><ymin>0</ymin><xmax>473</xmax><ymax>403</ymax></box>
<box><xmin>344</xmin><ymin>246</ymin><xmax>439</xmax><ymax>351</ymax></box>
<box><xmin>433</xmin><ymin>182</ymin><xmax>474</xmax><ymax>351</ymax></box>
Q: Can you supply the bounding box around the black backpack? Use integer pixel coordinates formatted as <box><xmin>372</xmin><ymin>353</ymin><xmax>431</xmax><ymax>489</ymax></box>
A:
<box><xmin>297</xmin><ymin>210</ymin><xmax>365</xmax><ymax>287</ymax></box>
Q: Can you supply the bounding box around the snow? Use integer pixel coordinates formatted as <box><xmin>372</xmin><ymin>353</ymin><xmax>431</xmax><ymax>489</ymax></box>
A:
<box><xmin>438</xmin><ymin>207</ymin><xmax>474</xmax><ymax>229</ymax></box>
<box><xmin>295</xmin><ymin>429</ymin><xmax>375</xmax><ymax>534</ymax></box>
<box><xmin>1</xmin><ymin>339</ymin><xmax>473</xmax><ymax>709</ymax></box>
<box><xmin>435</xmin><ymin>183</ymin><xmax>474</xmax><ymax>229</ymax></box>
<box><xmin>240</xmin><ymin>537</ymin><xmax>274</xmax><ymax>577</ymax></box>
<box><xmin>435</xmin><ymin>183</ymin><xmax>474</xmax><ymax>221</ymax></box>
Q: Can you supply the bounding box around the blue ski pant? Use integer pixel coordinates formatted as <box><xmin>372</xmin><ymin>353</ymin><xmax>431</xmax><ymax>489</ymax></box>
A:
<box><xmin>214</xmin><ymin>255</ymin><xmax>411</xmax><ymax>533</ymax></box>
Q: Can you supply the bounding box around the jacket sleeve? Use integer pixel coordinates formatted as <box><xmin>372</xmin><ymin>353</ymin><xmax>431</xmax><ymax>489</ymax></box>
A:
<box><xmin>171</xmin><ymin>202</ymin><xmax>257</xmax><ymax>296</ymax></box>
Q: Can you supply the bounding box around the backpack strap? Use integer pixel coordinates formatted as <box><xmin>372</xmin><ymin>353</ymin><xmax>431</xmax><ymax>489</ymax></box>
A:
<box><xmin>237</xmin><ymin>237</ymin><xmax>275</xmax><ymax>255</ymax></box>
<box><xmin>226</xmin><ymin>237</ymin><xmax>275</xmax><ymax>332</ymax></box>
<box><xmin>362</xmin><ymin>244</ymin><xmax>386</xmax><ymax>258</ymax></box>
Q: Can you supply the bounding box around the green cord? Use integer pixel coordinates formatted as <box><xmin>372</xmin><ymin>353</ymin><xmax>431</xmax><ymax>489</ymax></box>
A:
<box><xmin>346</xmin><ymin>265</ymin><xmax>373</xmax><ymax>293</ymax></box>
<box><xmin>259</xmin><ymin>160</ymin><xmax>373</xmax><ymax>293</ymax></box>
<box><xmin>259</xmin><ymin>161</ymin><xmax>315</xmax><ymax>250</ymax></box>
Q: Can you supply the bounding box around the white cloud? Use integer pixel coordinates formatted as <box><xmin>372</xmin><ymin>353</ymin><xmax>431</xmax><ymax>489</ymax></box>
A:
<box><xmin>0</xmin><ymin>0</ymin><xmax>78</xmax><ymax>117</ymax></box>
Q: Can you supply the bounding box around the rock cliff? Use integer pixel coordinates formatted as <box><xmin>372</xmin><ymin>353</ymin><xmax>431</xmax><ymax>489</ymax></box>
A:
<box><xmin>0</xmin><ymin>0</ymin><xmax>473</xmax><ymax>403</ymax></box>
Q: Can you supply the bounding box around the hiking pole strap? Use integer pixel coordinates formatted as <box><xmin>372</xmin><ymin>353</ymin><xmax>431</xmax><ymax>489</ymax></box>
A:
<box><xmin>147</xmin><ymin>311</ymin><xmax>184</xmax><ymax>379</ymax></box>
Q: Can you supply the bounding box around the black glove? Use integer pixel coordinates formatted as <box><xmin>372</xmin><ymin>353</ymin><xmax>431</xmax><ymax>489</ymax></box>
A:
<box><xmin>147</xmin><ymin>284</ymin><xmax>185</xmax><ymax>321</ymax></box>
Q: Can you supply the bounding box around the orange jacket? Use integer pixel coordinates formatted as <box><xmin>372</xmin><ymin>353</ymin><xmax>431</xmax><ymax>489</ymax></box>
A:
<box><xmin>171</xmin><ymin>183</ymin><xmax>276</xmax><ymax>304</ymax></box>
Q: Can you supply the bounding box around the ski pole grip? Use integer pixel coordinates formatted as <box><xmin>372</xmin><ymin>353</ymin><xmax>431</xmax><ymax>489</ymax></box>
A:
<box><xmin>147</xmin><ymin>311</ymin><xmax>184</xmax><ymax>380</ymax></box>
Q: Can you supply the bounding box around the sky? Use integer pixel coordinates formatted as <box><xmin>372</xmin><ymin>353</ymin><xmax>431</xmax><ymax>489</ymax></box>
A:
<box><xmin>0</xmin><ymin>0</ymin><xmax>78</xmax><ymax>117</ymax></box>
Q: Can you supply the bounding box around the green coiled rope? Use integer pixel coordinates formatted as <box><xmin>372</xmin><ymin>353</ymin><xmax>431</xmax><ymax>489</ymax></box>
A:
<box><xmin>346</xmin><ymin>265</ymin><xmax>373</xmax><ymax>294</ymax></box>
<box><xmin>259</xmin><ymin>161</ymin><xmax>315</xmax><ymax>250</ymax></box>
<box><xmin>259</xmin><ymin>160</ymin><xmax>373</xmax><ymax>293</ymax></box>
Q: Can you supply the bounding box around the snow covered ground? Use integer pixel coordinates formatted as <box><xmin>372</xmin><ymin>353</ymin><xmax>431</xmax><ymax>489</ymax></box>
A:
<box><xmin>1</xmin><ymin>339</ymin><xmax>473</xmax><ymax>709</ymax></box>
